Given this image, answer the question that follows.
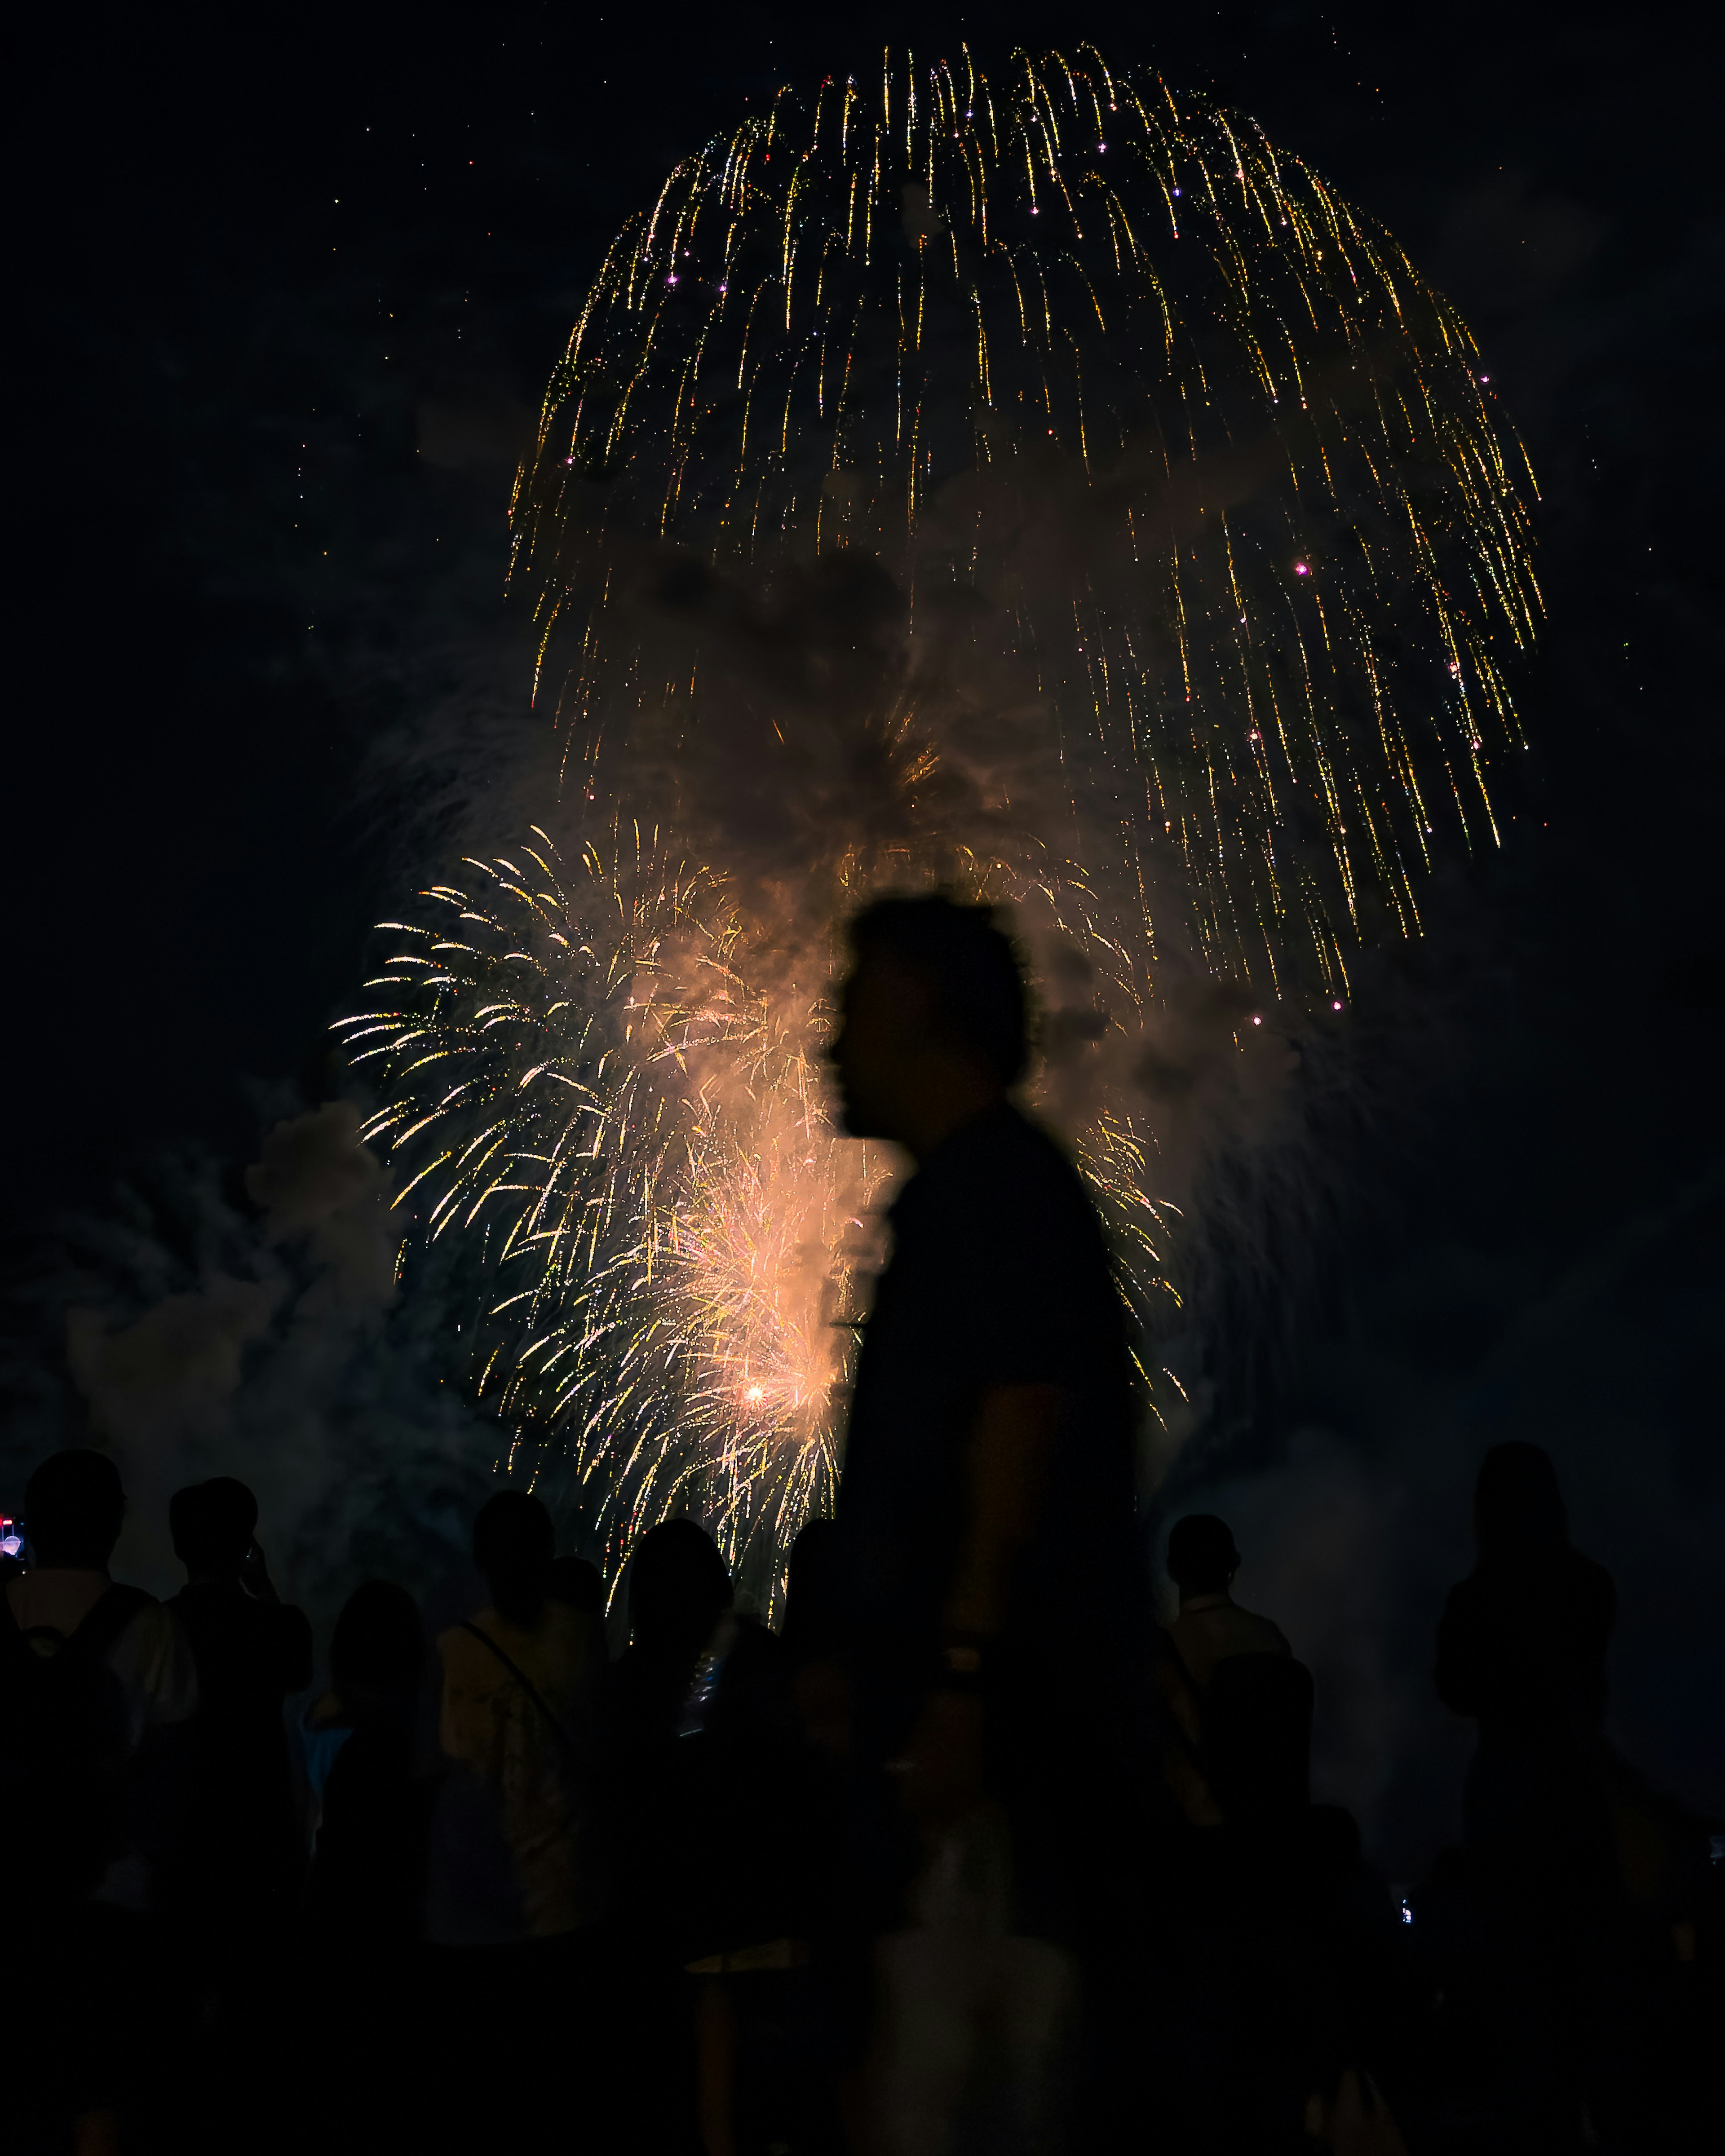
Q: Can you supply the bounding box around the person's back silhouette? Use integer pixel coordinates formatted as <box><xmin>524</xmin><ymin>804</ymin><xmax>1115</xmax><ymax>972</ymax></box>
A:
<box><xmin>1164</xmin><ymin>1513</ymin><xmax>1292</xmax><ymax>1684</ymax></box>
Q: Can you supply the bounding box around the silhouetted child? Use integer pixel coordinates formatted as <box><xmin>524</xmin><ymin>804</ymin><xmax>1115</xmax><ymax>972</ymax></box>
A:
<box><xmin>305</xmin><ymin>1580</ymin><xmax>433</xmax><ymax>2155</ymax></box>
<box><xmin>613</xmin><ymin>1518</ymin><xmax>829</xmax><ymax>2155</ymax></box>
<box><xmin>307</xmin><ymin>1579</ymin><xmax>430</xmax><ymax>1941</ymax></box>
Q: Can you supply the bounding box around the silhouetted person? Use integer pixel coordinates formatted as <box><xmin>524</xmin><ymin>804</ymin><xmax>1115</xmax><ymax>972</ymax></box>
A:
<box><xmin>1434</xmin><ymin>1443</ymin><xmax>1621</xmax><ymax>2139</ymax></box>
<box><xmin>1165</xmin><ymin>1513</ymin><xmax>1292</xmax><ymax>1684</ymax></box>
<box><xmin>610</xmin><ymin>1519</ymin><xmax>830</xmax><ymax>2155</ymax></box>
<box><xmin>166</xmin><ymin>1478</ymin><xmax>312</xmax><ymax>1934</ymax></box>
<box><xmin>616</xmin><ymin>1521</ymin><xmax>814</xmax><ymax>1948</ymax></box>
<box><xmin>423</xmin><ymin>1490</ymin><xmax>608</xmax><ymax>2153</ymax></box>
<box><xmin>306</xmin><ymin>1580</ymin><xmax>433</xmax><ymax>2155</ymax></box>
<box><xmin>612</xmin><ymin>1516</ymin><xmax>735</xmax><ymax>1749</ymax></box>
<box><xmin>827</xmin><ymin>895</ymin><xmax>1139</xmax><ymax>2151</ymax></box>
<box><xmin>1436</xmin><ymin>1444</ymin><xmax>1615</xmax><ymax>1810</ymax></box>
<box><xmin>308</xmin><ymin>1579</ymin><xmax>430</xmax><ymax>1941</ymax></box>
<box><xmin>3</xmin><ymin>1449</ymin><xmax>197</xmax><ymax>2152</ymax></box>
<box><xmin>161</xmin><ymin>1479</ymin><xmax>310</xmax><ymax>2153</ymax></box>
<box><xmin>1164</xmin><ymin>1512</ymin><xmax>1309</xmax><ymax>1829</ymax></box>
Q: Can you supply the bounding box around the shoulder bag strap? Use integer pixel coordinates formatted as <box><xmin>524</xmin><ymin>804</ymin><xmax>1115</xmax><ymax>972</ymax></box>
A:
<box><xmin>71</xmin><ymin>1584</ymin><xmax>155</xmax><ymax>1662</ymax></box>
<box><xmin>460</xmin><ymin>1621</ymin><xmax>581</xmax><ymax>1766</ymax></box>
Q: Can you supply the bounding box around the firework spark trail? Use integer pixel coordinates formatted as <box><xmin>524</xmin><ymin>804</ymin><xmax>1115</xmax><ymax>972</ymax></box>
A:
<box><xmin>339</xmin><ymin>49</ymin><xmax>1538</xmax><ymax>1602</ymax></box>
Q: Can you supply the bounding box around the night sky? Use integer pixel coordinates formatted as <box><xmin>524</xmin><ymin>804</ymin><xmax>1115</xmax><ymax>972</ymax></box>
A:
<box><xmin>11</xmin><ymin>1</ymin><xmax>1721</xmax><ymax>1869</ymax></box>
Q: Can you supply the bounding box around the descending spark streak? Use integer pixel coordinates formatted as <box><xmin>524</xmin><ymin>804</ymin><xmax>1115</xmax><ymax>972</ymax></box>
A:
<box><xmin>341</xmin><ymin>49</ymin><xmax>1538</xmax><ymax>1604</ymax></box>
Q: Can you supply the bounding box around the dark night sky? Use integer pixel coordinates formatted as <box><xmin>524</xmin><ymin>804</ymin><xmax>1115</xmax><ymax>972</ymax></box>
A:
<box><xmin>10</xmin><ymin>2</ymin><xmax>1721</xmax><ymax>1862</ymax></box>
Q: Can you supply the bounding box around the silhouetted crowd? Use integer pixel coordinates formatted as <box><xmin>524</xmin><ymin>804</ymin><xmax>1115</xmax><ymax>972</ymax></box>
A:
<box><xmin>6</xmin><ymin>898</ymin><xmax>1717</xmax><ymax>2154</ymax></box>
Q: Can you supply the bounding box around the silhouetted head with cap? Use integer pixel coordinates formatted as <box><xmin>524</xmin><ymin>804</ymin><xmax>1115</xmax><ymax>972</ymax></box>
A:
<box><xmin>830</xmin><ymin>893</ymin><xmax>1029</xmax><ymax>1160</ymax></box>
<box><xmin>473</xmin><ymin>1490</ymin><xmax>556</xmax><ymax>1628</ymax></box>
<box><xmin>627</xmin><ymin>1518</ymin><xmax>731</xmax><ymax>1664</ymax></box>
<box><xmin>170</xmin><ymin>1477</ymin><xmax>259</xmax><ymax>1580</ymax></box>
<box><xmin>25</xmin><ymin>1449</ymin><xmax>125</xmax><ymax>1571</ymax></box>
<box><xmin>1167</xmin><ymin>1513</ymin><xmax>1242</xmax><ymax>1601</ymax></box>
<box><xmin>1473</xmin><ymin>1442</ymin><xmax>1568</xmax><ymax>1560</ymax></box>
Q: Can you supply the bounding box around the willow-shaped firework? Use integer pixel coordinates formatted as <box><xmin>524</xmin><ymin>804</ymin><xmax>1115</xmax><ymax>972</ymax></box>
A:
<box><xmin>341</xmin><ymin>47</ymin><xmax>1538</xmax><ymax>1595</ymax></box>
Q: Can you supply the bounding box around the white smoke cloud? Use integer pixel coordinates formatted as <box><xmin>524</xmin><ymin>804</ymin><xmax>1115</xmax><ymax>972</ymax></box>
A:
<box><xmin>5</xmin><ymin>1105</ymin><xmax>491</xmax><ymax>1626</ymax></box>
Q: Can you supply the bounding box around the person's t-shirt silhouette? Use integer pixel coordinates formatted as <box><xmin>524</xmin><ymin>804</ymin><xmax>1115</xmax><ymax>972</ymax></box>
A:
<box><xmin>840</xmin><ymin>1100</ymin><xmax>1136</xmax><ymax>1722</ymax></box>
<box><xmin>827</xmin><ymin>897</ymin><xmax>1137</xmax><ymax>1940</ymax></box>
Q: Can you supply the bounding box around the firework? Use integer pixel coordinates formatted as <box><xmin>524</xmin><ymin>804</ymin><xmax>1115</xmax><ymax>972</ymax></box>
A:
<box><xmin>341</xmin><ymin>48</ymin><xmax>1537</xmax><ymax>1599</ymax></box>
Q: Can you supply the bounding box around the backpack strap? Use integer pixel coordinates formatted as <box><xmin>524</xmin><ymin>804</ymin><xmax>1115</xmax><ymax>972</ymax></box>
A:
<box><xmin>460</xmin><ymin>1621</ymin><xmax>581</xmax><ymax>1767</ymax></box>
<box><xmin>0</xmin><ymin>1580</ymin><xmax>152</xmax><ymax>1662</ymax></box>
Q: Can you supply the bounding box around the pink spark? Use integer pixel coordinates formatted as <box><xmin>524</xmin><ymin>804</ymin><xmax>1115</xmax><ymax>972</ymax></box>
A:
<box><xmin>1294</xmin><ymin>561</ymin><xmax>1310</xmax><ymax>576</ymax></box>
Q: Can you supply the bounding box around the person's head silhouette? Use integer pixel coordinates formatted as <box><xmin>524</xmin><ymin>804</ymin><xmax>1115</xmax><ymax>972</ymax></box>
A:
<box><xmin>330</xmin><ymin>1578</ymin><xmax>425</xmax><ymax>1721</ymax></box>
<box><xmin>170</xmin><ymin>1477</ymin><xmax>259</xmax><ymax>1580</ymax></box>
<box><xmin>473</xmin><ymin>1490</ymin><xmax>557</xmax><ymax>1627</ymax></box>
<box><xmin>627</xmin><ymin>1517</ymin><xmax>731</xmax><ymax>1660</ymax></box>
<box><xmin>1167</xmin><ymin>1513</ymin><xmax>1241</xmax><ymax>1602</ymax></box>
<box><xmin>830</xmin><ymin>893</ymin><xmax>1029</xmax><ymax>1159</ymax></box>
